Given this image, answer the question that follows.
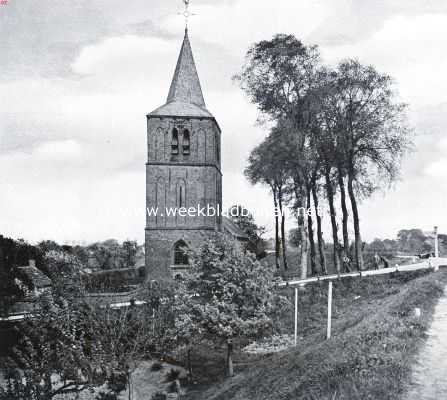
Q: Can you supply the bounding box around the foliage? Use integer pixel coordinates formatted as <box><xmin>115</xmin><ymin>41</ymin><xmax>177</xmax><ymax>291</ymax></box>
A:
<box><xmin>87</xmin><ymin>239</ymin><xmax>139</xmax><ymax>270</ymax></box>
<box><xmin>235</xmin><ymin>34</ymin><xmax>321</xmax><ymax>121</ymax></box>
<box><xmin>44</xmin><ymin>249</ymin><xmax>86</xmax><ymax>301</ymax></box>
<box><xmin>288</xmin><ymin>228</ymin><xmax>301</xmax><ymax>248</ymax></box>
<box><xmin>165</xmin><ymin>368</ymin><xmax>181</xmax><ymax>382</ymax></box>
<box><xmin>397</xmin><ymin>229</ymin><xmax>433</xmax><ymax>254</ymax></box>
<box><xmin>0</xmin><ymin>236</ymin><xmax>45</xmax><ymax>314</ymax></box>
<box><xmin>1</xmin><ymin>295</ymin><xmax>154</xmax><ymax>399</ymax></box>
<box><xmin>2</xmin><ymin>302</ymin><xmax>101</xmax><ymax>399</ymax></box>
<box><xmin>140</xmin><ymin>279</ymin><xmax>180</xmax><ymax>354</ymax></box>
<box><xmin>175</xmin><ymin>235</ymin><xmax>277</xmax><ymax>344</ymax></box>
<box><xmin>237</xmin><ymin>34</ymin><xmax>413</xmax><ymax>275</ymax></box>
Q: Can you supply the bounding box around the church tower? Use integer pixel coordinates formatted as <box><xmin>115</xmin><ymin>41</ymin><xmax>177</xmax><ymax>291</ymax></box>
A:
<box><xmin>145</xmin><ymin>28</ymin><xmax>222</xmax><ymax>279</ymax></box>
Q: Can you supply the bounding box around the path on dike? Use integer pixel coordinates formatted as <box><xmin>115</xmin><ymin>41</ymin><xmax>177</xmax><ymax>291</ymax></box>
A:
<box><xmin>406</xmin><ymin>287</ymin><xmax>447</xmax><ymax>400</ymax></box>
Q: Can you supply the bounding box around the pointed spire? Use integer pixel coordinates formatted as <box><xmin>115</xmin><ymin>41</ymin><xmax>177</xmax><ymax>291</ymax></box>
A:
<box><xmin>167</xmin><ymin>29</ymin><xmax>206</xmax><ymax>108</ymax></box>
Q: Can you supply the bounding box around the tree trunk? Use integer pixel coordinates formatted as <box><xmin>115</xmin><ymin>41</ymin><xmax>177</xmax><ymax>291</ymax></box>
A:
<box><xmin>337</xmin><ymin>167</ymin><xmax>350</xmax><ymax>256</ymax></box>
<box><xmin>187</xmin><ymin>346</ymin><xmax>193</xmax><ymax>382</ymax></box>
<box><xmin>311</xmin><ymin>184</ymin><xmax>327</xmax><ymax>274</ymax></box>
<box><xmin>278</xmin><ymin>186</ymin><xmax>288</xmax><ymax>270</ymax></box>
<box><xmin>227</xmin><ymin>339</ymin><xmax>234</xmax><ymax>377</ymax></box>
<box><xmin>272</xmin><ymin>187</ymin><xmax>280</xmax><ymax>269</ymax></box>
<box><xmin>324</xmin><ymin>167</ymin><xmax>340</xmax><ymax>273</ymax></box>
<box><xmin>299</xmin><ymin>187</ymin><xmax>309</xmax><ymax>280</ymax></box>
<box><xmin>306</xmin><ymin>187</ymin><xmax>317</xmax><ymax>275</ymax></box>
<box><xmin>347</xmin><ymin>171</ymin><xmax>364</xmax><ymax>270</ymax></box>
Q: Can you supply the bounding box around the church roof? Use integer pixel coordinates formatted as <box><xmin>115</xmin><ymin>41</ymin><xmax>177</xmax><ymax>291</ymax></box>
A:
<box><xmin>148</xmin><ymin>29</ymin><xmax>214</xmax><ymax>119</ymax></box>
<box><xmin>149</xmin><ymin>100</ymin><xmax>213</xmax><ymax>118</ymax></box>
<box><xmin>223</xmin><ymin>217</ymin><xmax>249</xmax><ymax>241</ymax></box>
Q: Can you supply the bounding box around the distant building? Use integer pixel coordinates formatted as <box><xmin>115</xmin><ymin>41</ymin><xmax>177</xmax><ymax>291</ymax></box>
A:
<box><xmin>222</xmin><ymin>217</ymin><xmax>250</xmax><ymax>242</ymax></box>
<box><xmin>15</xmin><ymin>260</ymin><xmax>52</xmax><ymax>299</ymax></box>
<box><xmin>6</xmin><ymin>260</ymin><xmax>52</xmax><ymax>319</ymax></box>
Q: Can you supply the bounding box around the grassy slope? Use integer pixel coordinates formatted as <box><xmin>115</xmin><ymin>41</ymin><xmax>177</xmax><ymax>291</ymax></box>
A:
<box><xmin>187</xmin><ymin>270</ymin><xmax>447</xmax><ymax>400</ymax></box>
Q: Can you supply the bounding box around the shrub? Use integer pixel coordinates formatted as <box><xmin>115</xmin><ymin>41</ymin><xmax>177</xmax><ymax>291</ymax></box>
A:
<box><xmin>108</xmin><ymin>371</ymin><xmax>127</xmax><ymax>394</ymax></box>
<box><xmin>151</xmin><ymin>392</ymin><xmax>167</xmax><ymax>400</ymax></box>
<box><xmin>165</xmin><ymin>368</ymin><xmax>181</xmax><ymax>382</ymax></box>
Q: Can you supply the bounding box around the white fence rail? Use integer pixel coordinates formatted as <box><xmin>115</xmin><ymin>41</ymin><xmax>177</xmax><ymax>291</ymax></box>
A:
<box><xmin>278</xmin><ymin>258</ymin><xmax>447</xmax><ymax>288</ymax></box>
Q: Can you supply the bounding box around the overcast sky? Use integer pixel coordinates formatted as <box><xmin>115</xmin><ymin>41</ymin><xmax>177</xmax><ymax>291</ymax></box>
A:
<box><xmin>1</xmin><ymin>0</ymin><xmax>447</xmax><ymax>245</ymax></box>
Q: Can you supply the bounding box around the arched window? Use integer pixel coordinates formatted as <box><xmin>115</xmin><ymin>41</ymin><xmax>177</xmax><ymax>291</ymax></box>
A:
<box><xmin>156</xmin><ymin>177</ymin><xmax>166</xmax><ymax>226</ymax></box>
<box><xmin>179</xmin><ymin>185</ymin><xmax>184</xmax><ymax>207</ymax></box>
<box><xmin>197</xmin><ymin>129</ymin><xmax>206</xmax><ymax>162</ymax></box>
<box><xmin>176</xmin><ymin>179</ymin><xmax>186</xmax><ymax>208</ymax></box>
<box><xmin>173</xmin><ymin>240</ymin><xmax>189</xmax><ymax>265</ymax></box>
<box><xmin>171</xmin><ymin>128</ymin><xmax>179</xmax><ymax>155</ymax></box>
<box><xmin>182</xmin><ymin>129</ymin><xmax>190</xmax><ymax>155</ymax></box>
<box><xmin>215</xmin><ymin>133</ymin><xmax>220</xmax><ymax>162</ymax></box>
<box><xmin>154</xmin><ymin>127</ymin><xmax>164</xmax><ymax>161</ymax></box>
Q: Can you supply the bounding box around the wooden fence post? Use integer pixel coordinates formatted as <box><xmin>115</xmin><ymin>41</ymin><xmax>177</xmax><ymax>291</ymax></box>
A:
<box><xmin>327</xmin><ymin>281</ymin><xmax>333</xmax><ymax>340</ymax></box>
<box><xmin>294</xmin><ymin>287</ymin><xmax>298</xmax><ymax>346</ymax></box>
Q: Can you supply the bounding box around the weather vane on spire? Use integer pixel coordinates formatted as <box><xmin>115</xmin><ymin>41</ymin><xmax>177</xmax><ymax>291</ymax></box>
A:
<box><xmin>179</xmin><ymin>0</ymin><xmax>195</xmax><ymax>29</ymax></box>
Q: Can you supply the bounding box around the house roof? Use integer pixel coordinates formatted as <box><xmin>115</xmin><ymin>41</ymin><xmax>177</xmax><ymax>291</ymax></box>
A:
<box><xmin>17</xmin><ymin>266</ymin><xmax>52</xmax><ymax>289</ymax></box>
<box><xmin>223</xmin><ymin>217</ymin><xmax>249</xmax><ymax>241</ymax></box>
<box><xmin>148</xmin><ymin>29</ymin><xmax>214</xmax><ymax>119</ymax></box>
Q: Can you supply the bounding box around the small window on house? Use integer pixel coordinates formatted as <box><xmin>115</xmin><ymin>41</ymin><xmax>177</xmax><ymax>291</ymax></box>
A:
<box><xmin>171</xmin><ymin>128</ymin><xmax>179</xmax><ymax>155</ymax></box>
<box><xmin>182</xmin><ymin>129</ymin><xmax>190</xmax><ymax>155</ymax></box>
<box><xmin>173</xmin><ymin>240</ymin><xmax>189</xmax><ymax>265</ymax></box>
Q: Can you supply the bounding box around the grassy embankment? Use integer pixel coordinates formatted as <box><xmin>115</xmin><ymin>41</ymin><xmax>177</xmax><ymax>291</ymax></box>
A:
<box><xmin>184</xmin><ymin>269</ymin><xmax>447</xmax><ymax>400</ymax></box>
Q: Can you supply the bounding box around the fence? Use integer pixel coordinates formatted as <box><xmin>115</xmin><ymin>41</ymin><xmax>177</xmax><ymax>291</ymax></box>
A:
<box><xmin>279</xmin><ymin>256</ymin><xmax>447</xmax><ymax>346</ymax></box>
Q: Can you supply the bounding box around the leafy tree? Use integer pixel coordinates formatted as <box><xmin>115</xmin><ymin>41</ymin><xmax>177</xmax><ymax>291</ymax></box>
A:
<box><xmin>122</xmin><ymin>240</ymin><xmax>138</xmax><ymax>267</ymax></box>
<box><xmin>85</xmin><ymin>302</ymin><xmax>154</xmax><ymax>398</ymax></box>
<box><xmin>397</xmin><ymin>229</ymin><xmax>432</xmax><ymax>254</ymax></box>
<box><xmin>44</xmin><ymin>249</ymin><xmax>86</xmax><ymax>301</ymax></box>
<box><xmin>87</xmin><ymin>240</ymin><xmax>139</xmax><ymax>270</ymax></box>
<box><xmin>88</xmin><ymin>242</ymin><xmax>116</xmax><ymax>270</ymax></box>
<box><xmin>321</xmin><ymin>60</ymin><xmax>412</xmax><ymax>270</ymax></box>
<box><xmin>289</xmin><ymin>228</ymin><xmax>302</xmax><ymax>248</ymax></box>
<box><xmin>37</xmin><ymin>240</ymin><xmax>61</xmax><ymax>254</ymax></box>
<box><xmin>175</xmin><ymin>235</ymin><xmax>276</xmax><ymax>376</ymax></box>
<box><xmin>2</xmin><ymin>302</ymin><xmax>101</xmax><ymax>399</ymax></box>
<box><xmin>245</xmin><ymin>136</ymin><xmax>288</xmax><ymax>269</ymax></box>
<box><xmin>310</xmin><ymin>170</ymin><xmax>327</xmax><ymax>274</ymax></box>
<box><xmin>1</xmin><ymin>297</ymin><xmax>153</xmax><ymax>400</ymax></box>
<box><xmin>237</xmin><ymin>35</ymin><xmax>324</xmax><ymax>278</ymax></box>
<box><xmin>238</xmin><ymin>34</ymin><xmax>412</xmax><ymax>275</ymax></box>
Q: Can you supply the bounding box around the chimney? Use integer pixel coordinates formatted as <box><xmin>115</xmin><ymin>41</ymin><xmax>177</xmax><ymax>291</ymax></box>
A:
<box><xmin>29</xmin><ymin>259</ymin><xmax>36</xmax><ymax>268</ymax></box>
